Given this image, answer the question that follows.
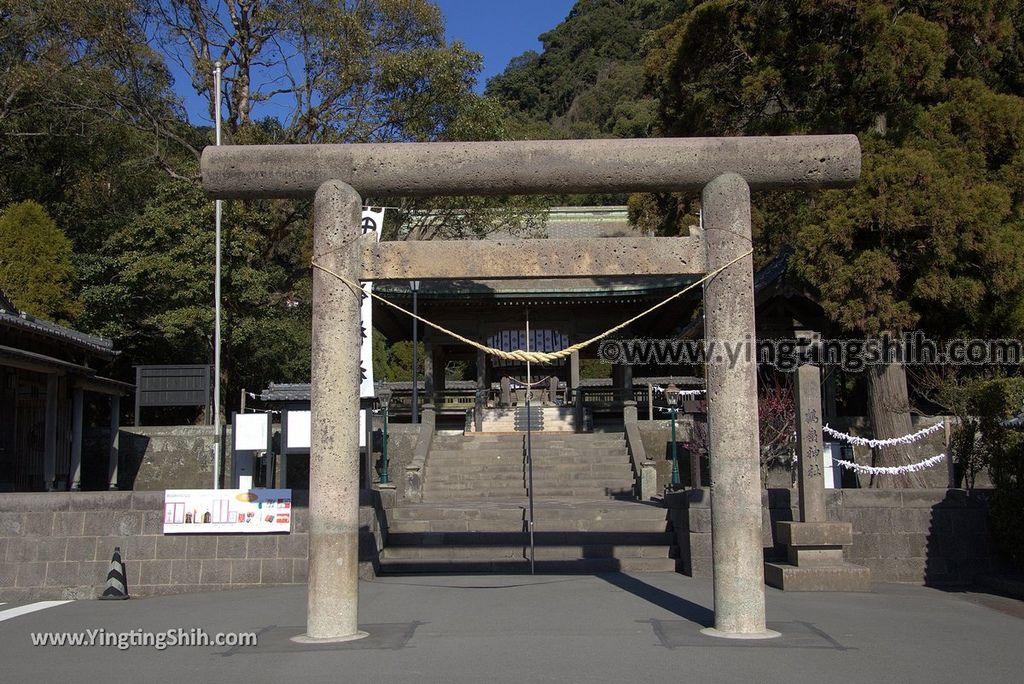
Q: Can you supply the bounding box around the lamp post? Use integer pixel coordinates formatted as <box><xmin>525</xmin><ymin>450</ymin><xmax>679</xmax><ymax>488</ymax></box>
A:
<box><xmin>377</xmin><ymin>382</ymin><xmax>393</xmax><ymax>485</ymax></box>
<box><xmin>665</xmin><ymin>384</ymin><xmax>681</xmax><ymax>487</ymax></box>
<box><xmin>410</xmin><ymin>280</ymin><xmax>420</xmax><ymax>423</ymax></box>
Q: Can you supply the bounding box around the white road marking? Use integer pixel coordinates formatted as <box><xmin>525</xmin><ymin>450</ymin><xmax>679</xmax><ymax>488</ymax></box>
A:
<box><xmin>0</xmin><ymin>601</ymin><xmax>73</xmax><ymax>623</ymax></box>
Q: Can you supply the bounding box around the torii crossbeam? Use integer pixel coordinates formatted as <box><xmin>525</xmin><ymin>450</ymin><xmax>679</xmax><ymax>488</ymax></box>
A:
<box><xmin>202</xmin><ymin>135</ymin><xmax>861</xmax><ymax>642</ymax></box>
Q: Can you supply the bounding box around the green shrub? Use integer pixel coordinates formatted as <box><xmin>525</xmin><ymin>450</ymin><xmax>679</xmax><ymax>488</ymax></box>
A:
<box><xmin>952</xmin><ymin>377</ymin><xmax>1024</xmax><ymax>568</ymax></box>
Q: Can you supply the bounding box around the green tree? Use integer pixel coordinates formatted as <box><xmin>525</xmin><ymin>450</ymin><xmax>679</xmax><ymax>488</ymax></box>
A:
<box><xmin>89</xmin><ymin>177</ymin><xmax>313</xmax><ymax>406</ymax></box>
<box><xmin>648</xmin><ymin>1</ymin><xmax>1024</xmax><ymax>484</ymax></box>
<box><xmin>152</xmin><ymin>0</ymin><xmax>482</xmax><ymax>145</ymax></box>
<box><xmin>0</xmin><ymin>200</ymin><xmax>79</xmax><ymax>322</ymax></box>
<box><xmin>486</xmin><ymin>0</ymin><xmax>682</xmax><ymax>139</ymax></box>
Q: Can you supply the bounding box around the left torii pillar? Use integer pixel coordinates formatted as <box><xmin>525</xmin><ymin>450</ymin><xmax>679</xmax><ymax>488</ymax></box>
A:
<box><xmin>300</xmin><ymin>180</ymin><xmax>368</xmax><ymax>642</ymax></box>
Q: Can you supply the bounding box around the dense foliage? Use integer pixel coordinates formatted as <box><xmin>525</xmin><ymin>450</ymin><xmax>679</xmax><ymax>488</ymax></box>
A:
<box><xmin>485</xmin><ymin>0</ymin><xmax>683</xmax><ymax>139</ymax></box>
<box><xmin>0</xmin><ymin>0</ymin><xmax>538</xmax><ymax>414</ymax></box>
<box><xmin>486</xmin><ymin>1</ymin><xmax>1024</xmax><ymax>491</ymax></box>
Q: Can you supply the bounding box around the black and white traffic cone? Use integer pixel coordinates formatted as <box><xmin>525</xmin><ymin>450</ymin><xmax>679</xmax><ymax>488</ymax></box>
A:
<box><xmin>99</xmin><ymin>546</ymin><xmax>130</xmax><ymax>600</ymax></box>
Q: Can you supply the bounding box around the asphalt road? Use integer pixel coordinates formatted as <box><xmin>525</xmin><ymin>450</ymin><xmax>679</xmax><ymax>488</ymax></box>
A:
<box><xmin>1</xmin><ymin>574</ymin><xmax>1022</xmax><ymax>684</ymax></box>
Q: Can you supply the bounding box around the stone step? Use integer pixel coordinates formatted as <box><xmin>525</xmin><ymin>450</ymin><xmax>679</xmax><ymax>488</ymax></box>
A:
<box><xmin>422</xmin><ymin>489</ymin><xmax>633</xmax><ymax>500</ymax></box>
<box><xmin>426</xmin><ymin>461</ymin><xmax>631</xmax><ymax>471</ymax></box>
<box><xmin>384</xmin><ymin>530</ymin><xmax>677</xmax><ymax>546</ymax></box>
<box><xmin>381</xmin><ymin>544</ymin><xmax>674</xmax><ymax>561</ymax></box>
<box><xmin>423</xmin><ymin>482</ymin><xmax>634</xmax><ymax>491</ymax></box>
<box><xmin>386</xmin><ymin>518</ymin><xmax>669</xmax><ymax>534</ymax></box>
<box><xmin>453</xmin><ymin>433</ymin><xmax>624</xmax><ymax>441</ymax></box>
<box><xmin>376</xmin><ymin>557</ymin><xmax>678</xmax><ymax>574</ymax></box>
<box><xmin>426</xmin><ymin>459</ymin><xmax>629</xmax><ymax>469</ymax></box>
<box><xmin>422</xmin><ymin>487</ymin><xmax>634</xmax><ymax>498</ymax></box>
<box><xmin>431</xmin><ymin>455</ymin><xmax>629</xmax><ymax>463</ymax></box>
<box><xmin>425</xmin><ymin>472</ymin><xmax>627</xmax><ymax>480</ymax></box>
<box><xmin>425</xmin><ymin>468</ymin><xmax>632</xmax><ymax>479</ymax></box>
<box><xmin>431</xmin><ymin>442</ymin><xmax>626</xmax><ymax>451</ymax></box>
<box><xmin>421</xmin><ymin>475</ymin><xmax>630</xmax><ymax>485</ymax></box>
<box><xmin>433</xmin><ymin>463</ymin><xmax>629</xmax><ymax>470</ymax></box>
<box><xmin>430</xmin><ymin>447</ymin><xmax>627</xmax><ymax>456</ymax></box>
<box><xmin>460</xmin><ymin>434</ymin><xmax>623</xmax><ymax>440</ymax></box>
<box><xmin>387</xmin><ymin>502</ymin><xmax>668</xmax><ymax>521</ymax></box>
<box><xmin>427</xmin><ymin>455</ymin><xmax>629</xmax><ymax>464</ymax></box>
<box><xmin>425</xmin><ymin>482</ymin><xmax>633</xmax><ymax>492</ymax></box>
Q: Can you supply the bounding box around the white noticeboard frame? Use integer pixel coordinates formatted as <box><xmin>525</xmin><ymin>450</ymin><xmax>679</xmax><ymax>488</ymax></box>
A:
<box><xmin>163</xmin><ymin>488</ymin><xmax>292</xmax><ymax>534</ymax></box>
<box><xmin>234</xmin><ymin>413</ymin><xmax>270</xmax><ymax>451</ymax></box>
<box><xmin>286</xmin><ymin>410</ymin><xmax>311</xmax><ymax>450</ymax></box>
<box><xmin>823</xmin><ymin>443</ymin><xmax>845</xmax><ymax>489</ymax></box>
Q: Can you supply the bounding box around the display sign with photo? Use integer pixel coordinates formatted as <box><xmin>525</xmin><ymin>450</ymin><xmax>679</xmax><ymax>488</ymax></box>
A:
<box><xmin>163</xmin><ymin>489</ymin><xmax>292</xmax><ymax>534</ymax></box>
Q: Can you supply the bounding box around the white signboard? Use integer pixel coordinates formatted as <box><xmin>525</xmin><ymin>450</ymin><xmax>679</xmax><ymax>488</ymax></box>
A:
<box><xmin>163</xmin><ymin>489</ymin><xmax>292</xmax><ymax>534</ymax></box>
<box><xmin>360</xmin><ymin>208</ymin><xmax>384</xmax><ymax>398</ymax></box>
<box><xmin>286</xmin><ymin>410</ymin><xmax>311</xmax><ymax>450</ymax></box>
<box><xmin>234</xmin><ymin>413</ymin><xmax>270</xmax><ymax>451</ymax></box>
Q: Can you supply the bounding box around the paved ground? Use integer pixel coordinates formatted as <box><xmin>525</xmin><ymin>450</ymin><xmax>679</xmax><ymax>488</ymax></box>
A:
<box><xmin>2</xmin><ymin>574</ymin><xmax>1023</xmax><ymax>683</ymax></box>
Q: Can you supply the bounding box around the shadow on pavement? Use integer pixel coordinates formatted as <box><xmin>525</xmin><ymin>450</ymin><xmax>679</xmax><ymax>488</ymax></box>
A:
<box><xmin>596</xmin><ymin>572</ymin><xmax>713</xmax><ymax>627</ymax></box>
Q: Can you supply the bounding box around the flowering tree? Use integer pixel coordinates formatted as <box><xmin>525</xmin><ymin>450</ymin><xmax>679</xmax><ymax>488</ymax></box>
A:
<box><xmin>759</xmin><ymin>374</ymin><xmax>796</xmax><ymax>485</ymax></box>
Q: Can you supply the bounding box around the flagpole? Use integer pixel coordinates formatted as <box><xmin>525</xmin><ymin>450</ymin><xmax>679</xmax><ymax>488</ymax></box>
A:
<box><xmin>213</xmin><ymin>61</ymin><xmax>223</xmax><ymax>490</ymax></box>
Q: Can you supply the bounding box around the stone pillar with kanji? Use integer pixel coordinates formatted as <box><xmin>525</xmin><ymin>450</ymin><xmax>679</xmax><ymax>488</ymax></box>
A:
<box><xmin>765</xmin><ymin>363</ymin><xmax>871</xmax><ymax>591</ymax></box>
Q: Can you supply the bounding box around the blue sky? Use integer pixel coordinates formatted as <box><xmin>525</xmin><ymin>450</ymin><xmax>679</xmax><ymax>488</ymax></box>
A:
<box><xmin>437</xmin><ymin>0</ymin><xmax>574</xmax><ymax>86</ymax></box>
<box><xmin>171</xmin><ymin>1</ymin><xmax>576</xmax><ymax>126</ymax></box>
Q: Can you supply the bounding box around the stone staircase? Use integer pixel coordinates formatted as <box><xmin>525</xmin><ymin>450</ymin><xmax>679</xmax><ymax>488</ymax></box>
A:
<box><xmin>472</xmin><ymin>406</ymin><xmax>584</xmax><ymax>433</ymax></box>
<box><xmin>423</xmin><ymin>433</ymin><xmax>636</xmax><ymax>500</ymax></box>
<box><xmin>379</xmin><ymin>432</ymin><xmax>678</xmax><ymax>574</ymax></box>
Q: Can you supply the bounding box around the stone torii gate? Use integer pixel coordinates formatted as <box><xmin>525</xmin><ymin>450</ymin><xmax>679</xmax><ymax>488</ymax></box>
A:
<box><xmin>202</xmin><ymin>136</ymin><xmax>861</xmax><ymax>641</ymax></box>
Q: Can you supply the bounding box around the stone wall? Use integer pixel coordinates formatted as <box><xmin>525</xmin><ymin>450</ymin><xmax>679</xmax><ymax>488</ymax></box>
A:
<box><xmin>0</xmin><ymin>490</ymin><xmax>388</xmax><ymax>602</ymax></box>
<box><xmin>668</xmin><ymin>487</ymin><xmax>998</xmax><ymax>585</ymax></box>
<box><xmin>115</xmin><ymin>426</ymin><xmax>219</xmax><ymax>491</ymax></box>
<box><xmin>637</xmin><ymin>419</ymin><xmax>697</xmax><ymax>490</ymax></box>
<box><xmin>369</xmin><ymin>422</ymin><xmax>421</xmax><ymax>496</ymax></box>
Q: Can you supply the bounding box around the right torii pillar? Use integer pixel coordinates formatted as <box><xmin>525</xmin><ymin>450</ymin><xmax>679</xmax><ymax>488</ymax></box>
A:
<box><xmin>701</xmin><ymin>173</ymin><xmax>779</xmax><ymax>638</ymax></box>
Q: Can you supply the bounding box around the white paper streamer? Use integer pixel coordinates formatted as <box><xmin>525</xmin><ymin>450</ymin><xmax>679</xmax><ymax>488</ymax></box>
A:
<box><xmin>831</xmin><ymin>453</ymin><xmax>947</xmax><ymax>476</ymax></box>
<box><xmin>651</xmin><ymin>386</ymin><xmax>705</xmax><ymax>398</ymax></box>
<box><xmin>823</xmin><ymin>422</ymin><xmax>943</xmax><ymax>449</ymax></box>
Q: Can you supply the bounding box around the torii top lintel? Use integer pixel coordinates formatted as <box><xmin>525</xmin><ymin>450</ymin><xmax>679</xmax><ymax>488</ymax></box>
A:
<box><xmin>201</xmin><ymin>135</ymin><xmax>861</xmax><ymax>200</ymax></box>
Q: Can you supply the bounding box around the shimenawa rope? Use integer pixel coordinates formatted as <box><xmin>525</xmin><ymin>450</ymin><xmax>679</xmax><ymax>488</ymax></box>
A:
<box><xmin>310</xmin><ymin>249</ymin><xmax>753</xmax><ymax>364</ymax></box>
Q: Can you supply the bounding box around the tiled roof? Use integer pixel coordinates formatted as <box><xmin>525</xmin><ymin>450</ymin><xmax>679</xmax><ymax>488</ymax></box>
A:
<box><xmin>524</xmin><ymin>206</ymin><xmax>638</xmax><ymax>240</ymax></box>
<box><xmin>0</xmin><ymin>290</ymin><xmax>115</xmax><ymax>357</ymax></box>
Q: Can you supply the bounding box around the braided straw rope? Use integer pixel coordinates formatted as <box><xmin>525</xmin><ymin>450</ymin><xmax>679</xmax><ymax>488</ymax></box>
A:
<box><xmin>311</xmin><ymin>248</ymin><xmax>753</xmax><ymax>365</ymax></box>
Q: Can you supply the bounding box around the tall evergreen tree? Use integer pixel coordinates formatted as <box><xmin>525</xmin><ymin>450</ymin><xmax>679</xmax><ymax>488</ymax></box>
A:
<box><xmin>0</xmin><ymin>200</ymin><xmax>80</xmax><ymax>323</ymax></box>
<box><xmin>648</xmin><ymin>0</ymin><xmax>1024</xmax><ymax>484</ymax></box>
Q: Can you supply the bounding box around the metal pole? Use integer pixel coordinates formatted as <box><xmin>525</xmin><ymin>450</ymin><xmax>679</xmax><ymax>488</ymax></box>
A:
<box><xmin>525</xmin><ymin>309</ymin><xmax>535</xmax><ymax>574</ymax></box>
<box><xmin>380</xmin><ymin>403</ymin><xmax>390</xmax><ymax>484</ymax></box>
<box><xmin>411</xmin><ymin>282</ymin><xmax>419</xmax><ymax>423</ymax></box>
<box><xmin>670</xmin><ymin>407</ymin><xmax>680</xmax><ymax>486</ymax></box>
<box><xmin>213</xmin><ymin>61</ymin><xmax>223</xmax><ymax>490</ymax></box>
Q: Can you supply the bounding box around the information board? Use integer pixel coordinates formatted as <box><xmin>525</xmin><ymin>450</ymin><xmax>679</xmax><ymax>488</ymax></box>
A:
<box><xmin>163</xmin><ymin>489</ymin><xmax>292</xmax><ymax>534</ymax></box>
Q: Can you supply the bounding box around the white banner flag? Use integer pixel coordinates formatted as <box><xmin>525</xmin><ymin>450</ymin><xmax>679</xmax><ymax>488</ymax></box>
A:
<box><xmin>360</xmin><ymin>208</ymin><xmax>385</xmax><ymax>398</ymax></box>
